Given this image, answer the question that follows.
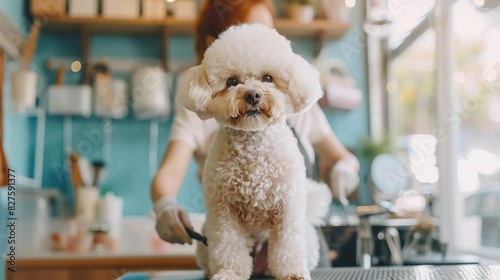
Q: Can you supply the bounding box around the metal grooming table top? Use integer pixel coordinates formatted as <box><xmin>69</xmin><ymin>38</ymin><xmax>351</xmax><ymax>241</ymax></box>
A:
<box><xmin>120</xmin><ymin>265</ymin><xmax>500</xmax><ymax>280</ymax></box>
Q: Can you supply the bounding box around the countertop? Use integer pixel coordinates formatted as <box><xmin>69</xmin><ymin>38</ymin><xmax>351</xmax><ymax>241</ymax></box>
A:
<box><xmin>12</xmin><ymin>244</ymin><xmax>198</xmax><ymax>269</ymax></box>
<box><xmin>10</xmin><ymin>207</ymin><xmax>433</xmax><ymax>263</ymax></box>
<box><xmin>15</xmin><ymin>243</ymin><xmax>196</xmax><ymax>260</ymax></box>
<box><xmin>5</xmin><ymin>245</ymin><xmax>199</xmax><ymax>280</ymax></box>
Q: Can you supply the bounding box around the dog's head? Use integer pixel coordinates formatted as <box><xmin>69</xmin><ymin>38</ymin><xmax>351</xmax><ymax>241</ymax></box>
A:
<box><xmin>177</xmin><ymin>23</ymin><xmax>323</xmax><ymax>131</ymax></box>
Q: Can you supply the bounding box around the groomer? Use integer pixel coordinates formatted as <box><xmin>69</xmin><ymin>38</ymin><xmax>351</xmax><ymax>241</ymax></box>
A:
<box><xmin>150</xmin><ymin>0</ymin><xmax>360</xmax><ymax>273</ymax></box>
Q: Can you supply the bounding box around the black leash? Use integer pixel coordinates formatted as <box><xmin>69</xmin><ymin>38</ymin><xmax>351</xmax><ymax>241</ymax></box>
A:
<box><xmin>288</xmin><ymin>122</ymin><xmax>316</xmax><ymax>179</ymax></box>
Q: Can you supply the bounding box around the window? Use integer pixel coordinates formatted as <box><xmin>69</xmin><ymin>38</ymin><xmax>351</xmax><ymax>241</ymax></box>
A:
<box><xmin>391</xmin><ymin>29</ymin><xmax>436</xmax><ymax>137</ymax></box>
<box><xmin>452</xmin><ymin>0</ymin><xmax>500</xmax><ymax>257</ymax></box>
<box><xmin>386</xmin><ymin>0</ymin><xmax>500</xmax><ymax>258</ymax></box>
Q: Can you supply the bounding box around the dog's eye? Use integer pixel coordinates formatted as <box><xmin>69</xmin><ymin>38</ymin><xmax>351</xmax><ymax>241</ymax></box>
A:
<box><xmin>262</xmin><ymin>75</ymin><xmax>273</xmax><ymax>83</ymax></box>
<box><xmin>226</xmin><ymin>78</ymin><xmax>238</xmax><ymax>87</ymax></box>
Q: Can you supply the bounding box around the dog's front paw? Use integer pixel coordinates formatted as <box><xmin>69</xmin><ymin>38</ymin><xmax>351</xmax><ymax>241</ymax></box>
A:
<box><xmin>204</xmin><ymin>269</ymin><xmax>211</xmax><ymax>279</ymax></box>
<box><xmin>210</xmin><ymin>269</ymin><xmax>245</xmax><ymax>280</ymax></box>
<box><xmin>278</xmin><ymin>274</ymin><xmax>311</xmax><ymax>280</ymax></box>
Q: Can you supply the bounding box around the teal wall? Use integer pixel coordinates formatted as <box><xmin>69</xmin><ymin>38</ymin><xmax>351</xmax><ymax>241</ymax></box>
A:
<box><xmin>0</xmin><ymin>0</ymin><xmax>28</xmax><ymax>32</ymax></box>
<box><xmin>1</xmin><ymin>2</ymin><xmax>30</xmax><ymax>280</ymax></box>
<box><xmin>2</xmin><ymin>1</ymin><xmax>370</xmax><ymax>218</ymax></box>
<box><xmin>1</xmin><ymin>0</ymin><xmax>33</xmax><ymax>177</ymax></box>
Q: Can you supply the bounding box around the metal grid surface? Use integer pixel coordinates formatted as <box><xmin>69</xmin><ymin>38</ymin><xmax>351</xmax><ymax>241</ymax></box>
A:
<box><xmin>311</xmin><ymin>266</ymin><xmax>500</xmax><ymax>280</ymax></box>
<box><xmin>136</xmin><ymin>266</ymin><xmax>500</xmax><ymax>280</ymax></box>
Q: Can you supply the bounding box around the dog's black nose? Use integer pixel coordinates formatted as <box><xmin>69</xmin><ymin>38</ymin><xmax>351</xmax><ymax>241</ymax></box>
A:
<box><xmin>244</xmin><ymin>90</ymin><xmax>261</xmax><ymax>105</ymax></box>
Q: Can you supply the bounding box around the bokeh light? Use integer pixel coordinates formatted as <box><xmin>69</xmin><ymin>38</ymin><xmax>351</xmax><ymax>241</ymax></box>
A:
<box><xmin>71</xmin><ymin>61</ymin><xmax>82</xmax><ymax>72</ymax></box>
<box><xmin>453</xmin><ymin>72</ymin><xmax>466</xmax><ymax>84</ymax></box>
<box><xmin>458</xmin><ymin>158</ymin><xmax>480</xmax><ymax>193</ymax></box>
<box><xmin>345</xmin><ymin>0</ymin><xmax>356</xmax><ymax>8</ymax></box>
<box><xmin>468</xmin><ymin>148</ymin><xmax>500</xmax><ymax>176</ymax></box>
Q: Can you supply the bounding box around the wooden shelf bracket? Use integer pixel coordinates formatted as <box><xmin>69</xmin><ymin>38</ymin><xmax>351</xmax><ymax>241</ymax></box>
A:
<box><xmin>80</xmin><ymin>25</ymin><xmax>91</xmax><ymax>84</ymax></box>
<box><xmin>161</xmin><ymin>26</ymin><xmax>170</xmax><ymax>72</ymax></box>
<box><xmin>315</xmin><ymin>30</ymin><xmax>327</xmax><ymax>57</ymax></box>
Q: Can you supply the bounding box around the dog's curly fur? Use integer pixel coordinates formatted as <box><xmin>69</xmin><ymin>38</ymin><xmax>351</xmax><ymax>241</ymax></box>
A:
<box><xmin>177</xmin><ymin>24</ymin><xmax>332</xmax><ymax>280</ymax></box>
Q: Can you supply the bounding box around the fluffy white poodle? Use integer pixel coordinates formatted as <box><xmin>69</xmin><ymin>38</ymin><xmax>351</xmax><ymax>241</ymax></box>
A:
<box><xmin>177</xmin><ymin>24</ymin><xmax>332</xmax><ymax>280</ymax></box>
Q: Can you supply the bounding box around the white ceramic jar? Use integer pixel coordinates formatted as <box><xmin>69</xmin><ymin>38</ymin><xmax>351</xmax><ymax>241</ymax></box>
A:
<box><xmin>68</xmin><ymin>0</ymin><xmax>98</xmax><ymax>18</ymax></box>
<box><xmin>142</xmin><ymin>0</ymin><xmax>167</xmax><ymax>20</ymax></box>
<box><xmin>102</xmin><ymin>0</ymin><xmax>140</xmax><ymax>19</ymax></box>
<box><xmin>132</xmin><ymin>67</ymin><xmax>172</xmax><ymax>119</ymax></box>
<box><xmin>94</xmin><ymin>79</ymin><xmax>129</xmax><ymax>119</ymax></box>
<box><xmin>47</xmin><ymin>84</ymin><xmax>92</xmax><ymax>117</ymax></box>
<box><xmin>11</xmin><ymin>69</ymin><xmax>38</xmax><ymax>112</ymax></box>
<box><xmin>173</xmin><ymin>0</ymin><xmax>197</xmax><ymax>20</ymax></box>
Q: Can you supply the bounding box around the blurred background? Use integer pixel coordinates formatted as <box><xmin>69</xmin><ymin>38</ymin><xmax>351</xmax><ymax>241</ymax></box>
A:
<box><xmin>0</xmin><ymin>0</ymin><xmax>499</xmax><ymax>279</ymax></box>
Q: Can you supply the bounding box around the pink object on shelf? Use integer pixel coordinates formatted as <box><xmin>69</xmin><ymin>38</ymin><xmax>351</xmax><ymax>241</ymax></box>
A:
<box><xmin>315</xmin><ymin>54</ymin><xmax>363</xmax><ymax>110</ymax></box>
<box><xmin>320</xmin><ymin>81</ymin><xmax>363</xmax><ymax>110</ymax></box>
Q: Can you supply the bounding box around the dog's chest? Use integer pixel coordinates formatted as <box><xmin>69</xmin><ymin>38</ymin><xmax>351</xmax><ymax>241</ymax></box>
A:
<box><xmin>223</xmin><ymin>153</ymin><xmax>283</xmax><ymax>227</ymax></box>
<box><xmin>209</xmin><ymin>126</ymin><xmax>303</xmax><ymax>227</ymax></box>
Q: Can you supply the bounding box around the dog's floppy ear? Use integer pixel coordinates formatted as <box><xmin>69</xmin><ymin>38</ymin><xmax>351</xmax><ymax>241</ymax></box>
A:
<box><xmin>286</xmin><ymin>54</ymin><xmax>324</xmax><ymax>114</ymax></box>
<box><xmin>175</xmin><ymin>65</ymin><xmax>212</xmax><ymax>120</ymax></box>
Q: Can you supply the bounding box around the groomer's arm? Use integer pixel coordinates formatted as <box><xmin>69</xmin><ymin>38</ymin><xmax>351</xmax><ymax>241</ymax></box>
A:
<box><xmin>151</xmin><ymin>141</ymin><xmax>195</xmax><ymax>244</ymax></box>
<box><xmin>313</xmin><ymin>133</ymin><xmax>360</xmax><ymax>173</ymax></box>
<box><xmin>304</xmin><ymin>104</ymin><xmax>360</xmax><ymax>199</ymax></box>
<box><xmin>151</xmin><ymin>140</ymin><xmax>193</xmax><ymax>202</ymax></box>
<box><xmin>314</xmin><ymin>133</ymin><xmax>360</xmax><ymax>201</ymax></box>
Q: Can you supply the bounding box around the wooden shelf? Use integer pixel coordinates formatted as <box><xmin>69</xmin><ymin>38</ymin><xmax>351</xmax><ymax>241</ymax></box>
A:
<box><xmin>44</xmin><ymin>16</ymin><xmax>195</xmax><ymax>35</ymax></box>
<box><xmin>43</xmin><ymin>16</ymin><xmax>350</xmax><ymax>40</ymax></box>
<box><xmin>41</xmin><ymin>16</ymin><xmax>350</xmax><ymax>73</ymax></box>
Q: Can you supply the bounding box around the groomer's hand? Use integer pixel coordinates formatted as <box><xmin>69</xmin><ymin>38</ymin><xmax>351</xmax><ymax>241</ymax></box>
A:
<box><xmin>330</xmin><ymin>159</ymin><xmax>360</xmax><ymax>201</ymax></box>
<box><xmin>154</xmin><ymin>196</ymin><xmax>193</xmax><ymax>245</ymax></box>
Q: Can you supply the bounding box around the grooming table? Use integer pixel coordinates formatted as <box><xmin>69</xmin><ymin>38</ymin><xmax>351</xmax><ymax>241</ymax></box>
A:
<box><xmin>119</xmin><ymin>265</ymin><xmax>500</xmax><ymax>279</ymax></box>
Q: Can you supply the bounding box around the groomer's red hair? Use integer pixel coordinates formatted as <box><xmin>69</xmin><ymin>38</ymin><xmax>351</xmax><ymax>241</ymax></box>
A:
<box><xmin>195</xmin><ymin>0</ymin><xmax>276</xmax><ymax>62</ymax></box>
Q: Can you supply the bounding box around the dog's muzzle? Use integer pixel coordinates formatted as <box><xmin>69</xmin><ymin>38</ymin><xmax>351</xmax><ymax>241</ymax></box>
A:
<box><xmin>244</xmin><ymin>90</ymin><xmax>261</xmax><ymax>106</ymax></box>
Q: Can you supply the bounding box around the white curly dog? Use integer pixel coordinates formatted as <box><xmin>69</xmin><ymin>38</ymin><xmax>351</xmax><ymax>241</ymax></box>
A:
<box><xmin>177</xmin><ymin>23</ymin><xmax>332</xmax><ymax>280</ymax></box>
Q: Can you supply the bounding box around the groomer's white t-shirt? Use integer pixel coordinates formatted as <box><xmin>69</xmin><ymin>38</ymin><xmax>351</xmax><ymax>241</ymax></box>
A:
<box><xmin>170</xmin><ymin>102</ymin><xmax>333</xmax><ymax>180</ymax></box>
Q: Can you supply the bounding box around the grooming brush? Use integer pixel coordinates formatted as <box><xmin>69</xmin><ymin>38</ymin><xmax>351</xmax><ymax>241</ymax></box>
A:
<box><xmin>186</xmin><ymin>227</ymin><xmax>208</xmax><ymax>246</ymax></box>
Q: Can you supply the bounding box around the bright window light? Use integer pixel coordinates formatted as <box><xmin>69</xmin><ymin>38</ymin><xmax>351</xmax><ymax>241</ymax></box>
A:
<box><xmin>454</xmin><ymin>1</ymin><xmax>486</xmax><ymax>40</ymax></box>
<box><xmin>345</xmin><ymin>0</ymin><xmax>355</xmax><ymax>8</ymax></box>
<box><xmin>474</xmin><ymin>0</ymin><xmax>485</xmax><ymax>7</ymax></box>
<box><xmin>414</xmin><ymin>165</ymin><xmax>439</xmax><ymax>184</ymax></box>
<box><xmin>388</xmin><ymin>0</ymin><xmax>435</xmax><ymax>37</ymax></box>
<box><xmin>467</xmin><ymin>148</ymin><xmax>500</xmax><ymax>176</ymax></box>
<box><xmin>483</xmin><ymin>28</ymin><xmax>500</xmax><ymax>65</ymax></box>
<box><xmin>489</xmin><ymin>94</ymin><xmax>500</xmax><ymax>122</ymax></box>
<box><xmin>410</xmin><ymin>134</ymin><xmax>437</xmax><ymax>156</ymax></box>
<box><xmin>386</xmin><ymin>81</ymin><xmax>398</xmax><ymax>93</ymax></box>
<box><xmin>482</xmin><ymin>67</ymin><xmax>497</xmax><ymax>82</ymax></box>
<box><xmin>453</xmin><ymin>72</ymin><xmax>466</xmax><ymax>84</ymax></box>
<box><xmin>458</xmin><ymin>158</ymin><xmax>480</xmax><ymax>193</ymax></box>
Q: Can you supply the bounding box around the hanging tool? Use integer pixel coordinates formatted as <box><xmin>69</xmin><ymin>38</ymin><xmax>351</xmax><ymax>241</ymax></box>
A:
<box><xmin>22</xmin><ymin>18</ymin><xmax>41</xmax><ymax>70</ymax></box>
